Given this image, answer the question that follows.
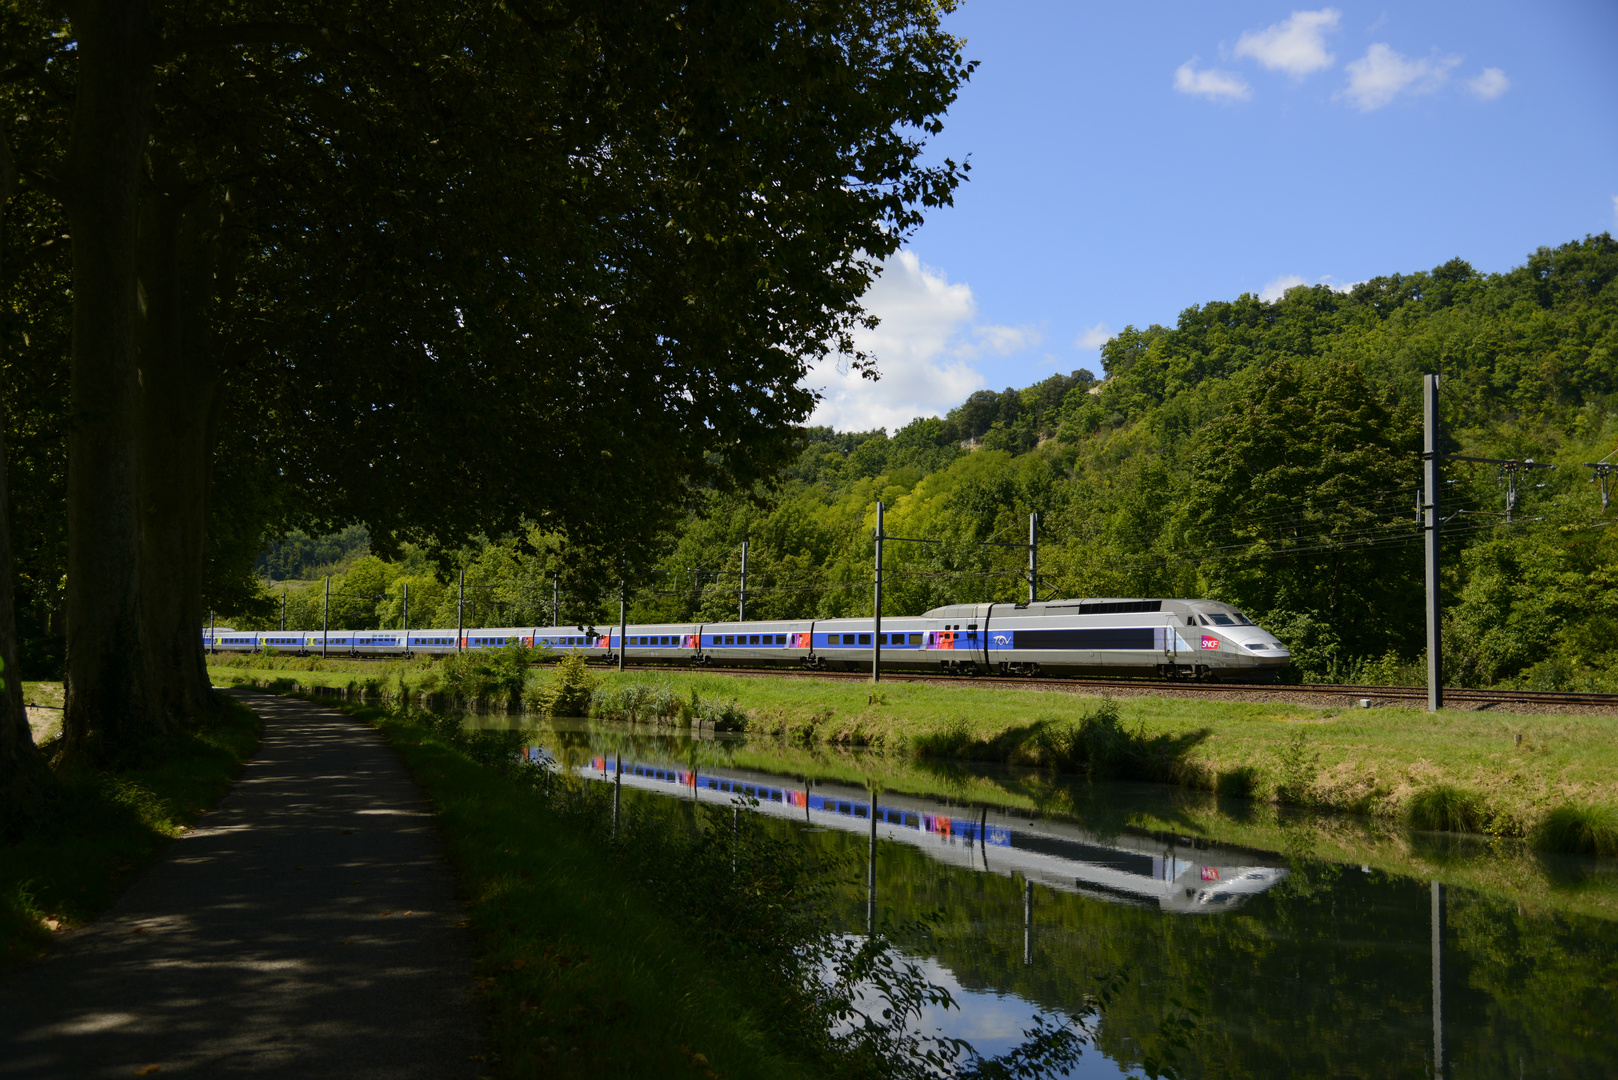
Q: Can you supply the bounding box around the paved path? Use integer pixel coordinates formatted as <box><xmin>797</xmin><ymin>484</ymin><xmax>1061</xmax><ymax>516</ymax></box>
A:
<box><xmin>0</xmin><ymin>690</ymin><xmax>482</xmax><ymax>1078</ymax></box>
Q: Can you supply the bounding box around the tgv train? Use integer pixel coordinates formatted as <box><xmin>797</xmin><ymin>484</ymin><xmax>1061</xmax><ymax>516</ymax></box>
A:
<box><xmin>204</xmin><ymin>596</ymin><xmax>1291</xmax><ymax>679</ymax></box>
<box><xmin>570</xmin><ymin>753</ymin><xmax>1289</xmax><ymax>913</ymax></box>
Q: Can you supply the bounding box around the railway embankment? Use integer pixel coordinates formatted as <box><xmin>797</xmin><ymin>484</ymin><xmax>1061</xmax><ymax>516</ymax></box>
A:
<box><xmin>203</xmin><ymin>656</ymin><xmax>1618</xmax><ymax>855</ymax></box>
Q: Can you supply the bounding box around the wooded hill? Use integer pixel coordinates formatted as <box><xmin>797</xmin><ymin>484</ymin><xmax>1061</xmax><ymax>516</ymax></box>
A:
<box><xmin>246</xmin><ymin>234</ymin><xmax>1618</xmax><ymax>689</ymax></box>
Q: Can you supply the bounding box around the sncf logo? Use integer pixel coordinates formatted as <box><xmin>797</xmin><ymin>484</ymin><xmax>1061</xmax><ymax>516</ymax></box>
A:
<box><xmin>1200</xmin><ymin>635</ymin><xmax>1220</xmax><ymax>650</ymax></box>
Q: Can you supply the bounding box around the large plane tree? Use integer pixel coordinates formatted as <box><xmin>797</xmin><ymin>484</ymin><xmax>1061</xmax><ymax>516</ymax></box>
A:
<box><xmin>0</xmin><ymin>0</ymin><xmax>973</xmax><ymax>777</ymax></box>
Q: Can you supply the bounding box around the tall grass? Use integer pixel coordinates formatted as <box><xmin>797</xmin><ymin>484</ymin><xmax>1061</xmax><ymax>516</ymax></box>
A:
<box><xmin>1533</xmin><ymin>803</ymin><xmax>1618</xmax><ymax>856</ymax></box>
<box><xmin>1406</xmin><ymin>784</ymin><xmax>1487</xmax><ymax>834</ymax></box>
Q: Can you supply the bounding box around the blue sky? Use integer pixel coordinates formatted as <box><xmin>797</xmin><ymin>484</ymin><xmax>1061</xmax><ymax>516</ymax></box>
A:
<box><xmin>808</xmin><ymin>1</ymin><xmax>1618</xmax><ymax>431</ymax></box>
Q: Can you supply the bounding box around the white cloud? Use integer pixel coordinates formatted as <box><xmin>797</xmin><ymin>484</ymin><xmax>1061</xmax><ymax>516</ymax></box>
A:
<box><xmin>1465</xmin><ymin>67</ymin><xmax>1510</xmax><ymax>101</ymax></box>
<box><xmin>1074</xmin><ymin>323</ymin><xmax>1114</xmax><ymax>351</ymax></box>
<box><xmin>1234</xmin><ymin>9</ymin><xmax>1341</xmax><ymax>76</ymax></box>
<box><xmin>1612</xmin><ymin>195</ymin><xmax>1618</xmax><ymax>231</ymax></box>
<box><xmin>1260</xmin><ymin>274</ymin><xmax>1307</xmax><ymax>302</ymax></box>
<box><xmin>965</xmin><ymin>322</ymin><xmax>1042</xmax><ymax>360</ymax></box>
<box><xmin>1340</xmin><ymin>44</ymin><xmax>1461</xmax><ymax>111</ymax></box>
<box><xmin>808</xmin><ymin>252</ymin><xmax>1033</xmax><ymax>432</ymax></box>
<box><xmin>1173</xmin><ymin>60</ymin><xmax>1251</xmax><ymax>102</ymax></box>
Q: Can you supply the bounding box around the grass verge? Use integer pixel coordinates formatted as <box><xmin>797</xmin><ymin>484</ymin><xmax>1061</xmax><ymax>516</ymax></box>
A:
<box><xmin>0</xmin><ymin>693</ymin><xmax>261</xmax><ymax>966</ymax></box>
<box><xmin>203</xmin><ymin>662</ymin><xmax>1618</xmax><ymax>849</ymax></box>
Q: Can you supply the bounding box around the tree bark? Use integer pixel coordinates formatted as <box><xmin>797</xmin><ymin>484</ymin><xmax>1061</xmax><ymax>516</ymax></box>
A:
<box><xmin>0</xmin><ymin>122</ymin><xmax>55</xmax><ymax>823</ymax></box>
<box><xmin>61</xmin><ymin>0</ymin><xmax>164</xmax><ymax>757</ymax></box>
<box><xmin>137</xmin><ymin>179</ymin><xmax>226</xmax><ymax>727</ymax></box>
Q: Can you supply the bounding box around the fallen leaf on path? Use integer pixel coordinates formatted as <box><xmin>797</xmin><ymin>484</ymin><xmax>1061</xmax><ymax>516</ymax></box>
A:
<box><xmin>135</xmin><ymin>1067</ymin><xmax>161</xmax><ymax>1075</ymax></box>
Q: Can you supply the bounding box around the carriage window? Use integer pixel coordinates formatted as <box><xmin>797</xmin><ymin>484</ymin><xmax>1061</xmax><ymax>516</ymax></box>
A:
<box><xmin>858</xmin><ymin>634</ymin><xmax>871</xmax><ymax>645</ymax></box>
<box><xmin>749</xmin><ymin>635</ymin><xmax>760</xmax><ymax>645</ymax></box>
<box><xmin>724</xmin><ymin>635</ymin><xmax>735</xmax><ymax>645</ymax></box>
<box><xmin>775</xmin><ymin>634</ymin><xmax>786</xmax><ymax>644</ymax></box>
<box><xmin>827</xmin><ymin>634</ymin><xmax>840</xmax><ymax>645</ymax></box>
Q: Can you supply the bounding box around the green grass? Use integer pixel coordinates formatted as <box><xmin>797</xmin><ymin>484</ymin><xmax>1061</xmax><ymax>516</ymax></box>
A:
<box><xmin>0</xmin><ymin>693</ymin><xmax>261</xmax><ymax>965</ymax></box>
<box><xmin>205</xmin><ymin>660</ymin><xmax>1618</xmax><ymax>844</ymax></box>
<box><xmin>1406</xmin><ymin>783</ymin><xmax>1488</xmax><ymax>833</ymax></box>
<box><xmin>348</xmin><ymin>704</ymin><xmax>829</xmax><ymax>1079</ymax></box>
<box><xmin>1534</xmin><ymin>803</ymin><xmax>1618</xmax><ymax>857</ymax></box>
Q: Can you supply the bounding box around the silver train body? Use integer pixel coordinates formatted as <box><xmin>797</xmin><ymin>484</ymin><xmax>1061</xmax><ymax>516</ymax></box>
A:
<box><xmin>204</xmin><ymin>597</ymin><xmax>1290</xmax><ymax>678</ymax></box>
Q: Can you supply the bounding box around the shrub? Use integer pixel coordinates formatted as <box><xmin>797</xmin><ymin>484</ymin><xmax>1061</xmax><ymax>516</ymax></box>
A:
<box><xmin>694</xmin><ymin>696</ymin><xmax>749</xmax><ymax>732</ymax></box>
<box><xmin>1272</xmin><ymin>729</ymin><xmax>1320</xmax><ymax>804</ymax></box>
<box><xmin>1217</xmin><ymin>766</ymin><xmax>1258</xmax><ymax>801</ymax></box>
<box><xmin>588</xmin><ymin>683</ymin><xmax>739</xmax><ymax>728</ymax></box>
<box><xmin>1406</xmin><ymin>784</ymin><xmax>1487</xmax><ymax>834</ymax></box>
<box><xmin>525</xmin><ymin>654</ymin><xmax>600</xmax><ymax>718</ymax></box>
<box><xmin>1532</xmin><ymin>803</ymin><xmax>1618</xmax><ymax>856</ymax></box>
<box><xmin>441</xmin><ymin>641</ymin><xmax>534</xmax><ymax>704</ymax></box>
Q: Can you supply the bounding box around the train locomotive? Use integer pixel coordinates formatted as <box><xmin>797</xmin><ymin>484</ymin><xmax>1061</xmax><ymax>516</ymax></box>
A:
<box><xmin>205</xmin><ymin>596</ymin><xmax>1291</xmax><ymax>679</ymax></box>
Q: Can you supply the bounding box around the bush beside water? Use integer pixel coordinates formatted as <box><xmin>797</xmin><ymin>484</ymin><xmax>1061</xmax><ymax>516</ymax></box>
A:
<box><xmin>1533</xmin><ymin>803</ymin><xmax>1618</xmax><ymax>856</ymax></box>
<box><xmin>910</xmin><ymin>699</ymin><xmax>1207</xmax><ymax>784</ymax></box>
<box><xmin>588</xmin><ymin>682</ymin><xmax>751</xmax><ymax>731</ymax></box>
<box><xmin>1407</xmin><ymin>785</ymin><xmax>1488</xmax><ymax>834</ymax></box>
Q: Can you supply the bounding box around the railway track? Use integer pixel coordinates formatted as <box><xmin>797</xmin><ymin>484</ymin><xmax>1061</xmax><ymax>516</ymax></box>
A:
<box><xmin>608</xmin><ymin>663</ymin><xmax>1618</xmax><ymax>711</ymax></box>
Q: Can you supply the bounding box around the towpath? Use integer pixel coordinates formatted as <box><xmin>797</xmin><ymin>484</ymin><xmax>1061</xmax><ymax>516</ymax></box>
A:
<box><xmin>0</xmin><ymin>690</ymin><xmax>482</xmax><ymax>1078</ymax></box>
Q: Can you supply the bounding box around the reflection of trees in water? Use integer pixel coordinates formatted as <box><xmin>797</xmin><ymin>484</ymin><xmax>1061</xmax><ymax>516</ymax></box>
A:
<box><xmin>551</xmin><ymin>724</ymin><xmax>1618</xmax><ymax>1076</ymax></box>
<box><xmin>799</xmin><ymin>829</ymin><xmax>1618</xmax><ymax>1079</ymax></box>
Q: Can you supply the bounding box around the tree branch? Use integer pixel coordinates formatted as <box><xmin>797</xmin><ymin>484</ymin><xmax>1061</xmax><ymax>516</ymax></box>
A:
<box><xmin>499</xmin><ymin>0</ymin><xmax>581</xmax><ymax>36</ymax></box>
<box><xmin>160</xmin><ymin>22</ymin><xmax>408</xmax><ymax>85</ymax></box>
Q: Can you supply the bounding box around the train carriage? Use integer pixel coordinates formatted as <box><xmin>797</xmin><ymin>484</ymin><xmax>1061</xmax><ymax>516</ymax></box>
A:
<box><xmin>617</xmin><ymin>623</ymin><xmax>703</xmax><ymax>664</ymax></box>
<box><xmin>697</xmin><ymin>620</ymin><xmax>809</xmax><ymax>666</ymax></box>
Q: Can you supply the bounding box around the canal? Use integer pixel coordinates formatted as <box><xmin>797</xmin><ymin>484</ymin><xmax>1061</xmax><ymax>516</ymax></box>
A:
<box><xmin>476</xmin><ymin>717</ymin><xmax>1616</xmax><ymax>1078</ymax></box>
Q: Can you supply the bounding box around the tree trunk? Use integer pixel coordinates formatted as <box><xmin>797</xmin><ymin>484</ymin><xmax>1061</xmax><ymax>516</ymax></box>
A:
<box><xmin>0</xmin><ymin>123</ymin><xmax>56</xmax><ymax>824</ymax></box>
<box><xmin>137</xmin><ymin>183</ymin><xmax>225</xmax><ymax>726</ymax></box>
<box><xmin>0</xmin><ymin>412</ymin><xmax>51</xmax><ymax>822</ymax></box>
<box><xmin>61</xmin><ymin>0</ymin><xmax>163</xmax><ymax>757</ymax></box>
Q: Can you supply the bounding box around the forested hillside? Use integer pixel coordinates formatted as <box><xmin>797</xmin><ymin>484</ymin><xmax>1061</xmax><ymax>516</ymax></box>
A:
<box><xmin>239</xmin><ymin>235</ymin><xmax>1618</xmax><ymax>689</ymax></box>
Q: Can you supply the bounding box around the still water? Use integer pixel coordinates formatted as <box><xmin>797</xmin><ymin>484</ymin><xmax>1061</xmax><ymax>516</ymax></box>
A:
<box><xmin>479</xmin><ymin>718</ymin><xmax>1616</xmax><ymax>1079</ymax></box>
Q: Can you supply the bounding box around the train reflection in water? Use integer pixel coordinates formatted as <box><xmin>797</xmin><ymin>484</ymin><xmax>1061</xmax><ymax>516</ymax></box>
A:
<box><xmin>532</xmin><ymin>749</ymin><xmax>1288</xmax><ymax>914</ymax></box>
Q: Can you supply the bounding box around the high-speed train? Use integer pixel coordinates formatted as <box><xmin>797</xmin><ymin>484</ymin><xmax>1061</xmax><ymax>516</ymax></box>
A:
<box><xmin>204</xmin><ymin>596</ymin><xmax>1291</xmax><ymax>679</ymax></box>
